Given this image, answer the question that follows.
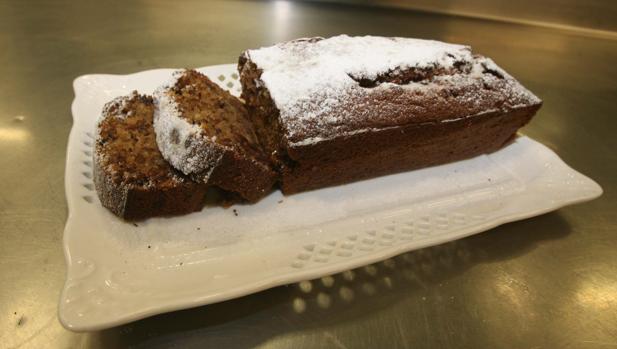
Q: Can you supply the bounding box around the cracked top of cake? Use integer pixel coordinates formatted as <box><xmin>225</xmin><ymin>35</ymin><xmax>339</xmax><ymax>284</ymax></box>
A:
<box><xmin>242</xmin><ymin>35</ymin><xmax>542</xmax><ymax>146</ymax></box>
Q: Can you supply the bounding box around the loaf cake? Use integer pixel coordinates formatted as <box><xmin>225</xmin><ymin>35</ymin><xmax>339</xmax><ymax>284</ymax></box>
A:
<box><xmin>239</xmin><ymin>35</ymin><xmax>543</xmax><ymax>194</ymax></box>
<box><xmin>153</xmin><ymin>70</ymin><xmax>277</xmax><ymax>202</ymax></box>
<box><xmin>93</xmin><ymin>92</ymin><xmax>207</xmax><ymax>220</ymax></box>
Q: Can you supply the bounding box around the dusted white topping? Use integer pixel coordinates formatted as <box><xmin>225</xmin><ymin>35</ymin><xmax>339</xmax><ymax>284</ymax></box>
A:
<box><xmin>153</xmin><ymin>71</ymin><xmax>224</xmax><ymax>179</ymax></box>
<box><xmin>249</xmin><ymin>35</ymin><xmax>472</xmax><ymax>108</ymax></box>
<box><xmin>98</xmin><ymin>91</ymin><xmax>137</xmax><ymax>122</ymax></box>
<box><xmin>245</xmin><ymin>35</ymin><xmax>541</xmax><ymax>146</ymax></box>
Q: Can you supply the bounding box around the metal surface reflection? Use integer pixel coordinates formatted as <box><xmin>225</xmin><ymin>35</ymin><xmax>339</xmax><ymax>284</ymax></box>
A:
<box><xmin>576</xmin><ymin>281</ymin><xmax>617</xmax><ymax>310</ymax></box>
<box><xmin>0</xmin><ymin>128</ymin><xmax>29</xmax><ymax>142</ymax></box>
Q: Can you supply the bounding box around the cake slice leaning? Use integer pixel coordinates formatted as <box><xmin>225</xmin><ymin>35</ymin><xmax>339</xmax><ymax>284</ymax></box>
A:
<box><xmin>153</xmin><ymin>69</ymin><xmax>277</xmax><ymax>202</ymax></box>
<box><xmin>93</xmin><ymin>92</ymin><xmax>208</xmax><ymax>220</ymax></box>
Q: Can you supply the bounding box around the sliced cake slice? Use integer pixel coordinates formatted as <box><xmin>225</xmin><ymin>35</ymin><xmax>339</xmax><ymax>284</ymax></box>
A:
<box><xmin>93</xmin><ymin>92</ymin><xmax>207</xmax><ymax>220</ymax></box>
<box><xmin>153</xmin><ymin>69</ymin><xmax>277</xmax><ymax>202</ymax></box>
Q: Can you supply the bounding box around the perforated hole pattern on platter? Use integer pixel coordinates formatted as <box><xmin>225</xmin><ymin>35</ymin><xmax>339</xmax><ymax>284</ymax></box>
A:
<box><xmin>290</xmin><ymin>213</ymin><xmax>485</xmax><ymax>269</ymax></box>
<box><xmin>215</xmin><ymin>72</ymin><xmax>241</xmax><ymax>95</ymax></box>
<box><xmin>81</xmin><ymin>132</ymin><xmax>94</xmax><ymax>204</ymax></box>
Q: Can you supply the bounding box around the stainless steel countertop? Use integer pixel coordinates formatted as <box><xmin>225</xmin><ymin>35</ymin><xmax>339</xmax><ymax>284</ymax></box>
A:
<box><xmin>1</xmin><ymin>1</ymin><xmax>615</xmax><ymax>348</ymax></box>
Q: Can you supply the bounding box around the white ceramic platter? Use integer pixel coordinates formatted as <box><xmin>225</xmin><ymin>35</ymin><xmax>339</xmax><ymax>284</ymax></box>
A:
<box><xmin>60</xmin><ymin>64</ymin><xmax>602</xmax><ymax>331</ymax></box>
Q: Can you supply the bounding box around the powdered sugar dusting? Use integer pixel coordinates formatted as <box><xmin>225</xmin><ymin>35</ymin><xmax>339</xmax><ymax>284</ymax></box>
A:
<box><xmin>99</xmin><ymin>92</ymin><xmax>136</xmax><ymax>123</ymax></box>
<box><xmin>153</xmin><ymin>73</ymin><xmax>224</xmax><ymax>180</ymax></box>
<box><xmin>249</xmin><ymin>35</ymin><xmax>470</xmax><ymax>105</ymax></box>
<box><xmin>246</xmin><ymin>35</ymin><xmax>541</xmax><ymax>146</ymax></box>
